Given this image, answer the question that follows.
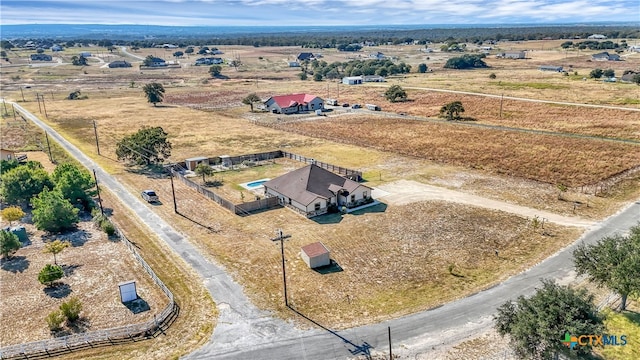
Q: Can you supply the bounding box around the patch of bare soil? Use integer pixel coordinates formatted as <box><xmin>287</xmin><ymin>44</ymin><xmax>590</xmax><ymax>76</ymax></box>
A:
<box><xmin>0</xmin><ymin>212</ymin><xmax>169</xmax><ymax>347</ymax></box>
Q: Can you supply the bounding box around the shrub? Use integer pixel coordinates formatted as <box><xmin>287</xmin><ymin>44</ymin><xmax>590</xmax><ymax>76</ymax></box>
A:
<box><xmin>1</xmin><ymin>230</ymin><xmax>21</xmax><ymax>258</ymax></box>
<box><xmin>101</xmin><ymin>220</ymin><xmax>116</xmax><ymax>236</ymax></box>
<box><xmin>60</xmin><ymin>297</ymin><xmax>82</xmax><ymax>322</ymax></box>
<box><xmin>38</xmin><ymin>264</ymin><xmax>64</xmax><ymax>286</ymax></box>
<box><xmin>489</xmin><ymin>73</ymin><xmax>497</xmax><ymax>79</ymax></box>
<box><xmin>46</xmin><ymin>310</ymin><xmax>65</xmax><ymax>331</ymax></box>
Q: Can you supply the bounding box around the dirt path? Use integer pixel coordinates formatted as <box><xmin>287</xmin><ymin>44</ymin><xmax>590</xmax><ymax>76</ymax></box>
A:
<box><xmin>376</xmin><ymin>179</ymin><xmax>595</xmax><ymax>228</ymax></box>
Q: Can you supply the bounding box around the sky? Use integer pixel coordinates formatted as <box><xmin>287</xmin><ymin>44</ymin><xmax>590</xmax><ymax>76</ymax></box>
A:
<box><xmin>1</xmin><ymin>0</ymin><xmax>638</xmax><ymax>26</ymax></box>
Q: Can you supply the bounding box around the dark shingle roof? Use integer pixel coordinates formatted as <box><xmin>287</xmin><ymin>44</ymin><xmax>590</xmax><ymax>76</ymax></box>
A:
<box><xmin>263</xmin><ymin>164</ymin><xmax>364</xmax><ymax>206</ymax></box>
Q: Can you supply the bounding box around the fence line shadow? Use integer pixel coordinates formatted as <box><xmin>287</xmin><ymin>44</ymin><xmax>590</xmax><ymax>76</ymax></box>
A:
<box><xmin>287</xmin><ymin>305</ymin><xmax>372</xmax><ymax>358</ymax></box>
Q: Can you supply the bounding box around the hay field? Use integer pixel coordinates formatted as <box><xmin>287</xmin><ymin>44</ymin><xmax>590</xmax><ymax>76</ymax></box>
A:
<box><xmin>272</xmin><ymin>116</ymin><xmax>640</xmax><ymax>187</ymax></box>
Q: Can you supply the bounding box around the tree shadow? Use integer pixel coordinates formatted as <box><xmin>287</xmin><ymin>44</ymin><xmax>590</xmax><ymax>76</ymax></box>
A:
<box><xmin>59</xmin><ymin>229</ymin><xmax>91</xmax><ymax>247</ymax></box>
<box><xmin>312</xmin><ymin>260</ymin><xmax>343</xmax><ymax>275</ymax></box>
<box><xmin>1</xmin><ymin>255</ymin><xmax>30</xmax><ymax>273</ymax></box>
<box><xmin>123</xmin><ymin>297</ymin><xmax>151</xmax><ymax>314</ymax></box>
<box><xmin>53</xmin><ymin>317</ymin><xmax>91</xmax><ymax>336</ymax></box>
<box><xmin>623</xmin><ymin>310</ymin><xmax>640</xmax><ymax>325</ymax></box>
<box><xmin>288</xmin><ymin>305</ymin><xmax>373</xmax><ymax>358</ymax></box>
<box><xmin>124</xmin><ymin>164</ymin><xmax>166</xmax><ymax>178</ymax></box>
<box><xmin>43</xmin><ymin>283</ymin><xmax>72</xmax><ymax>299</ymax></box>
<box><xmin>61</xmin><ymin>263</ymin><xmax>82</xmax><ymax>276</ymax></box>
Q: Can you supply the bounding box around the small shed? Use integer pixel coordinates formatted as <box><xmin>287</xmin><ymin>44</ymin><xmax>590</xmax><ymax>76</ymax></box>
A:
<box><xmin>185</xmin><ymin>156</ymin><xmax>209</xmax><ymax>171</ymax></box>
<box><xmin>300</xmin><ymin>242</ymin><xmax>330</xmax><ymax>269</ymax></box>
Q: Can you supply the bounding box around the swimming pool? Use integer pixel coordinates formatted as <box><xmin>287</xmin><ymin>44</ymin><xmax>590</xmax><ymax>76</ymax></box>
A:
<box><xmin>240</xmin><ymin>178</ymin><xmax>270</xmax><ymax>191</ymax></box>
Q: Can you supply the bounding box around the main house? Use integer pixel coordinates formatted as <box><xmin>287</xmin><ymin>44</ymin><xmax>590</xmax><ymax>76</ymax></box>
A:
<box><xmin>264</xmin><ymin>93</ymin><xmax>324</xmax><ymax>114</ymax></box>
<box><xmin>263</xmin><ymin>164</ymin><xmax>373</xmax><ymax>218</ymax></box>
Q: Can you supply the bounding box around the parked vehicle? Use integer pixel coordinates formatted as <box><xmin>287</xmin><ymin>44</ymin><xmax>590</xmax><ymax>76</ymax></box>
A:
<box><xmin>141</xmin><ymin>190</ymin><xmax>159</xmax><ymax>203</ymax></box>
<box><xmin>366</xmin><ymin>104</ymin><xmax>381</xmax><ymax>111</ymax></box>
<box><xmin>342</xmin><ymin>103</ymin><xmax>350</xmax><ymax>107</ymax></box>
<box><xmin>351</xmin><ymin>104</ymin><xmax>361</xmax><ymax>109</ymax></box>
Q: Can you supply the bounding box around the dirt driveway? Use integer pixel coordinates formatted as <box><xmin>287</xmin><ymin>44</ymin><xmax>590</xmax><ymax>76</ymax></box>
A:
<box><xmin>375</xmin><ymin>179</ymin><xmax>595</xmax><ymax>228</ymax></box>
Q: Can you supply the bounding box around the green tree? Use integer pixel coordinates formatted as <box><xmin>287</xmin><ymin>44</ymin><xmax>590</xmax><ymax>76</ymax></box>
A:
<box><xmin>1</xmin><ymin>50</ymin><xmax>7</xmax><ymax>58</ymax></box>
<box><xmin>142</xmin><ymin>82</ymin><xmax>165</xmax><ymax>106</ymax></box>
<box><xmin>142</xmin><ymin>55</ymin><xmax>155</xmax><ymax>67</ymax></box>
<box><xmin>299</xmin><ymin>72</ymin><xmax>308</xmax><ymax>80</ymax></box>
<box><xmin>209</xmin><ymin>65</ymin><xmax>222</xmax><ymax>77</ymax></box>
<box><xmin>173</xmin><ymin>51</ymin><xmax>184</xmax><ymax>58</ymax></box>
<box><xmin>0</xmin><ymin>230</ymin><xmax>21</xmax><ymax>258</ymax></box>
<box><xmin>417</xmin><ymin>63</ymin><xmax>428</xmax><ymax>73</ymax></box>
<box><xmin>116</xmin><ymin>126</ymin><xmax>172</xmax><ymax>166</ymax></box>
<box><xmin>1</xmin><ymin>206</ymin><xmax>25</xmax><ymax>226</ymax></box>
<box><xmin>589</xmin><ymin>68</ymin><xmax>604</xmax><ymax>79</ymax></box>
<box><xmin>384</xmin><ymin>85</ymin><xmax>407</xmax><ymax>103</ymax></box>
<box><xmin>440</xmin><ymin>101</ymin><xmax>465</xmax><ymax>120</ymax></box>
<box><xmin>195</xmin><ymin>163</ymin><xmax>214</xmax><ymax>183</ymax></box>
<box><xmin>71</xmin><ymin>55</ymin><xmax>87</xmax><ymax>66</ymax></box>
<box><xmin>313</xmin><ymin>72</ymin><xmax>323</xmax><ymax>81</ymax></box>
<box><xmin>495</xmin><ymin>279</ymin><xmax>603</xmax><ymax>360</ymax></box>
<box><xmin>60</xmin><ymin>297</ymin><xmax>83</xmax><ymax>322</ymax></box>
<box><xmin>31</xmin><ymin>188</ymin><xmax>80</xmax><ymax>233</ymax></box>
<box><xmin>242</xmin><ymin>93</ymin><xmax>261</xmax><ymax>112</ymax></box>
<box><xmin>489</xmin><ymin>73</ymin><xmax>497</xmax><ymax>79</ymax></box>
<box><xmin>38</xmin><ymin>264</ymin><xmax>64</xmax><ymax>286</ymax></box>
<box><xmin>603</xmin><ymin>69</ymin><xmax>615</xmax><ymax>78</ymax></box>
<box><xmin>444</xmin><ymin>54</ymin><xmax>487</xmax><ymax>69</ymax></box>
<box><xmin>573</xmin><ymin>224</ymin><xmax>640</xmax><ymax>311</ymax></box>
<box><xmin>0</xmin><ymin>159</ymin><xmax>19</xmax><ymax>173</ymax></box>
<box><xmin>633</xmin><ymin>73</ymin><xmax>640</xmax><ymax>85</ymax></box>
<box><xmin>52</xmin><ymin>163</ymin><xmax>95</xmax><ymax>209</ymax></box>
<box><xmin>185</xmin><ymin>47</ymin><xmax>194</xmax><ymax>55</ymax></box>
<box><xmin>43</xmin><ymin>240</ymin><xmax>71</xmax><ymax>265</ymax></box>
<box><xmin>0</xmin><ymin>163</ymin><xmax>53</xmax><ymax>205</ymax></box>
<box><xmin>46</xmin><ymin>310</ymin><xmax>65</xmax><ymax>331</ymax></box>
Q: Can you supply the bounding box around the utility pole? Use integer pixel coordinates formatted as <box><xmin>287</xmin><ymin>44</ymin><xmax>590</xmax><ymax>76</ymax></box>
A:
<box><xmin>2</xmin><ymin>99</ymin><xmax>8</xmax><ymax>116</ymax></box>
<box><xmin>169</xmin><ymin>167</ymin><xmax>178</xmax><ymax>213</ymax></box>
<box><xmin>93</xmin><ymin>169</ymin><xmax>104</xmax><ymax>215</ymax></box>
<box><xmin>388</xmin><ymin>326</ymin><xmax>392</xmax><ymax>360</ymax></box>
<box><xmin>44</xmin><ymin>131</ymin><xmax>52</xmax><ymax>162</ymax></box>
<box><xmin>271</xmin><ymin>229</ymin><xmax>291</xmax><ymax>307</ymax></box>
<box><xmin>36</xmin><ymin>93</ymin><xmax>42</xmax><ymax>113</ymax></box>
<box><xmin>93</xmin><ymin>120</ymin><xmax>101</xmax><ymax>155</ymax></box>
<box><xmin>40</xmin><ymin>94</ymin><xmax>48</xmax><ymax>118</ymax></box>
<box><xmin>499</xmin><ymin>93</ymin><xmax>504</xmax><ymax>118</ymax></box>
<box><xmin>12</xmin><ymin>105</ymin><xmax>17</xmax><ymax>121</ymax></box>
<box><xmin>20</xmin><ymin>87</ymin><xmax>25</xmax><ymax>102</ymax></box>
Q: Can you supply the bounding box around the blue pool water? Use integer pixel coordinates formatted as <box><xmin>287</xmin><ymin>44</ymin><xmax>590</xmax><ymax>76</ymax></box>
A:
<box><xmin>246</xmin><ymin>180</ymin><xmax>268</xmax><ymax>188</ymax></box>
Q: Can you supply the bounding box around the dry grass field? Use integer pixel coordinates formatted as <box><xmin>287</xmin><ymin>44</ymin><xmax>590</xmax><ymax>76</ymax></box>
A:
<box><xmin>2</xmin><ymin>39</ymin><xmax>639</xmax><ymax>349</ymax></box>
<box><xmin>272</xmin><ymin>115</ymin><xmax>640</xmax><ymax>187</ymax></box>
<box><xmin>0</xmin><ymin>214</ymin><xmax>169</xmax><ymax>346</ymax></box>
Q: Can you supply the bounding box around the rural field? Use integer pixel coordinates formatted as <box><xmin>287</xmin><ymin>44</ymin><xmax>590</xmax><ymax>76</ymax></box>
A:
<box><xmin>2</xmin><ymin>37</ymin><xmax>640</xmax><ymax>355</ymax></box>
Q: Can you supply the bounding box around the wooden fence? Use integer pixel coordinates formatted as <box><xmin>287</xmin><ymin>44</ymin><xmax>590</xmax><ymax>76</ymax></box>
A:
<box><xmin>0</xmin><ymin>226</ymin><xmax>177</xmax><ymax>360</ymax></box>
<box><xmin>281</xmin><ymin>151</ymin><xmax>362</xmax><ymax>181</ymax></box>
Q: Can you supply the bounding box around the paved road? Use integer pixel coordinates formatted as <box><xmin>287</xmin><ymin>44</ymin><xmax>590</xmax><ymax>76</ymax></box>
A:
<box><xmin>12</xmin><ymin>101</ymin><xmax>640</xmax><ymax>359</ymax></box>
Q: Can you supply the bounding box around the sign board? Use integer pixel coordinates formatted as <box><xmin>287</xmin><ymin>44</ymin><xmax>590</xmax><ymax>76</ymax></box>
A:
<box><xmin>118</xmin><ymin>281</ymin><xmax>138</xmax><ymax>303</ymax></box>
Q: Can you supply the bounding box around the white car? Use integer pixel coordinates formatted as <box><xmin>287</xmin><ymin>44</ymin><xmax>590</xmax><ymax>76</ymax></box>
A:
<box><xmin>141</xmin><ymin>190</ymin><xmax>159</xmax><ymax>203</ymax></box>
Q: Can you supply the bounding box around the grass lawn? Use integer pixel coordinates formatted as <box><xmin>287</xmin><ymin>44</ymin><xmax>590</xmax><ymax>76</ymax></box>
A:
<box><xmin>599</xmin><ymin>300</ymin><xmax>640</xmax><ymax>360</ymax></box>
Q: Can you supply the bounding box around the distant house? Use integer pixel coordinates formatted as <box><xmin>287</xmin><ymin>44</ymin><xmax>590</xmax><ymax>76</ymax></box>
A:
<box><xmin>629</xmin><ymin>45</ymin><xmax>640</xmax><ymax>53</ymax></box>
<box><xmin>30</xmin><ymin>54</ymin><xmax>52</xmax><ymax>61</ymax></box>
<box><xmin>362</xmin><ymin>75</ymin><xmax>385</xmax><ymax>82</ymax></box>
<box><xmin>369</xmin><ymin>52</ymin><xmax>385</xmax><ymax>59</ymax></box>
<box><xmin>147</xmin><ymin>57</ymin><xmax>167</xmax><ymax>67</ymax></box>
<box><xmin>287</xmin><ymin>61</ymin><xmax>300</xmax><ymax>67</ymax></box>
<box><xmin>194</xmin><ymin>57</ymin><xmax>223</xmax><ymax>65</ymax></box>
<box><xmin>79</xmin><ymin>51</ymin><xmax>91</xmax><ymax>58</ymax></box>
<box><xmin>296</xmin><ymin>52</ymin><xmax>315</xmax><ymax>61</ymax></box>
<box><xmin>587</xmin><ymin>34</ymin><xmax>607</xmax><ymax>39</ymax></box>
<box><xmin>108</xmin><ymin>60</ymin><xmax>132</xmax><ymax>68</ymax></box>
<box><xmin>300</xmin><ymin>242</ymin><xmax>331</xmax><ymax>269</ymax></box>
<box><xmin>342</xmin><ymin>76</ymin><xmax>363</xmax><ymax>85</ymax></box>
<box><xmin>263</xmin><ymin>164</ymin><xmax>373</xmax><ymax>218</ymax></box>
<box><xmin>592</xmin><ymin>52</ymin><xmax>621</xmax><ymax>61</ymax></box>
<box><xmin>539</xmin><ymin>65</ymin><xmax>563</xmax><ymax>72</ymax></box>
<box><xmin>51</xmin><ymin>45</ymin><xmax>63</xmax><ymax>52</ymax></box>
<box><xmin>497</xmin><ymin>51</ymin><xmax>526</xmax><ymax>59</ymax></box>
<box><xmin>264</xmin><ymin>93</ymin><xmax>324</xmax><ymax>114</ymax></box>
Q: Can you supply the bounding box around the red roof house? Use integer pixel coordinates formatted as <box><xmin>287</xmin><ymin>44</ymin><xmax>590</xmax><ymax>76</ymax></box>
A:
<box><xmin>264</xmin><ymin>93</ymin><xmax>324</xmax><ymax>114</ymax></box>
